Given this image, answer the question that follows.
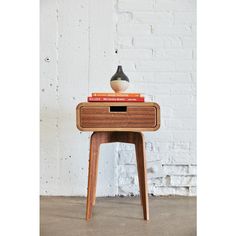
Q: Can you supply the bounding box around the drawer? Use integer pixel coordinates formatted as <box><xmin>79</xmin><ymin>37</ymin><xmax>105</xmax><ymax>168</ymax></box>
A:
<box><xmin>76</xmin><ymin>102</ymin><xmax>160</xmax><ymax>131</ymax></box>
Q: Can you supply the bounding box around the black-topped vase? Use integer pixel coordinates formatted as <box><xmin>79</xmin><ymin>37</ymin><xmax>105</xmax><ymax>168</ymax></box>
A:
<box><xmin>110</xmin><ymin>65</ymin><xmax>129</xmax><ymax>93</ymax></box>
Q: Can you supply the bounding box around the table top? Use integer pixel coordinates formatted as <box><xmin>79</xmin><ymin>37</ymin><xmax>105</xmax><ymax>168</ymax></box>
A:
<box><xmin>77</xmin><ymin>102</ymin><xmax>159</xmax><ymax>107</ymax></box>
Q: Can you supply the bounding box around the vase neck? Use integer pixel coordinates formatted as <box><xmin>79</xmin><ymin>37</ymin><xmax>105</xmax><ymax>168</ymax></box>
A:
<box><xmin>116</xmin><ymin>65</ymin><xmax>123</xmax><ymax>73</ymax></box>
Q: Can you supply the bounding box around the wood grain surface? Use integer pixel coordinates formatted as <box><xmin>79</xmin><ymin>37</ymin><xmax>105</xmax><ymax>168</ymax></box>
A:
<box><xmin>76</xmin><ymin>102</ymin><xmax>160</xmax><ymax>131</ymax></box>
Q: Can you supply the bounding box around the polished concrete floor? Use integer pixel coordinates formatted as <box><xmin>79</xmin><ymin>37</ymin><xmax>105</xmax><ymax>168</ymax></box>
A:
<box><xmin>40</xmin><ymin>196</ymin><xmax>196</xmax><ymax>236</ymax></box>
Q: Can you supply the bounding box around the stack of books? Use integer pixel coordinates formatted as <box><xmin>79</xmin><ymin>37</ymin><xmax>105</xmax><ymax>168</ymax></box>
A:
<box><xmin>87</xmin><ymin>92</ymin><xmax>144</xmax><ymax>102</ymax></box>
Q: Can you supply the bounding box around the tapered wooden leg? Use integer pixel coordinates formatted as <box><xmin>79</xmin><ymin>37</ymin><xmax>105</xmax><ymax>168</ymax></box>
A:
<box><xmin>92</xmin><ymin>147</ymin><xmax>100</xmax><ymax>206</ymax></box>
<box><xmin>135</xmin><ymin>146</ymin><xmax>144</xmax><ymax>206</ymax></box>
<box><xmin>86</xmin><ymin>156</ymin><xmax>94</xmax><ymax>220</ymax></box>
<box><xmin>86</xmin><ymin>132</ymin><xmax>112</xmax><ymax>220</ymax></box>
<box><xmin>86</xmin><ymin>133</ymin><xmax>100</xmax><ymax>220</ymax></box>
<box><xmin>111</xmin><ymin>132</ymin><xmax>149</xmax><ymax>220</ymax></box>
<box><xmin>135</xmin><ymin>133</ymin><xmax>149</xmax><ymax>220</ymax></box>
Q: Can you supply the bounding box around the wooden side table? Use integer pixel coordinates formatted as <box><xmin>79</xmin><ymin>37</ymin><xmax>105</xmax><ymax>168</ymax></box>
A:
<box><xmin>76</xmin><ymin>102</ymin><xmax>160</xmax><ymax>220</ymax></box>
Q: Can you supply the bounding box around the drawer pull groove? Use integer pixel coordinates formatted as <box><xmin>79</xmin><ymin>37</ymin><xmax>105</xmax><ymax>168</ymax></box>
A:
<box><xmin>109</xmin><ymin>106</ymin><xmax>127</xmax><ymax>112</ymax></box>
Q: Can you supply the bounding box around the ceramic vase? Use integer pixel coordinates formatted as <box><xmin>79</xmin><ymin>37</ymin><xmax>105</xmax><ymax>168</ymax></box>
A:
<box><xmin>110</xmin><ymin>65</ymin><xmax>129</xmax><ymax>93</ymax></box>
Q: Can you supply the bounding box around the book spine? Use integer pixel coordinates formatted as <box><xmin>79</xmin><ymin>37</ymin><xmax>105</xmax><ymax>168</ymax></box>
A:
<box><xmin>92</xmin><ymin>93</ymin><xmax>140</xmax><ymax>97</ymax></box>
<box><xmin>87</xmin><ymin>97</ymin><xmax>144</xmax><ymax>102</ymax></box>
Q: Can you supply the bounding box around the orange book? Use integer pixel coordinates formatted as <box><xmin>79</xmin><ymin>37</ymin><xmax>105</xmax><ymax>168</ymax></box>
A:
<box><xmin>92</xmin><ymin>92</ymin><xmax>140</xmax><ymax>97</ymax></box>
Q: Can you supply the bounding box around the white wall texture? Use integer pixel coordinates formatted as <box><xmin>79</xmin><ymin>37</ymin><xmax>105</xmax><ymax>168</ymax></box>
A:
<box><xmin>40</xmin><ymin>0</ymin><xmax>196</xmax><ymax>196</ymax></box>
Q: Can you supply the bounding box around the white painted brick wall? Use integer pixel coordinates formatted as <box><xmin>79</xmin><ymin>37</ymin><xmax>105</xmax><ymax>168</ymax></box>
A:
<box><xmin>118</xmin><ymin>0</ymin><xmax>154</xmax><ymax>11</ymax></box>
<box><xmin>41</xmin><ymin>0</ymin><xmax>196</xmax><ymax>196</ymax></box>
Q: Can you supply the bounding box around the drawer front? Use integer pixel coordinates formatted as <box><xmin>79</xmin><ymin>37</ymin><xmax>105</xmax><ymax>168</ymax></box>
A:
<box><xmin>79</xmin><ymin>105</ymin><xmax>157</xmax><ymax>129</ymax></box>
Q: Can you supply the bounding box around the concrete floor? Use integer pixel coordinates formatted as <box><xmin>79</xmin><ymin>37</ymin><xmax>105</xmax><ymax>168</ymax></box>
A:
<box><xmin>40</xmin><ymin>196</ymin><xmax>196</xmax><ymax>236</ymax></box>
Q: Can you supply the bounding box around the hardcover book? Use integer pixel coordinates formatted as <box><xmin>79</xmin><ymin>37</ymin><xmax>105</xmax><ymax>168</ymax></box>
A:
<box><xmin>87</xmin><ymin>96</ymin><xmax>144</xmax><ymax>102</ymax></box>
<box><xmin>92</xmin><ymin>92</ymin><xmax>140</xmax><ymax>97</ymax></box>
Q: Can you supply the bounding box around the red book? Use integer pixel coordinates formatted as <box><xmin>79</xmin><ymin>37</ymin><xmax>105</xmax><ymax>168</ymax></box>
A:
<box><xmin>87</xmin><ymin>96</ymin><xmax>144</xmax><ymax>102</ymax></box>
